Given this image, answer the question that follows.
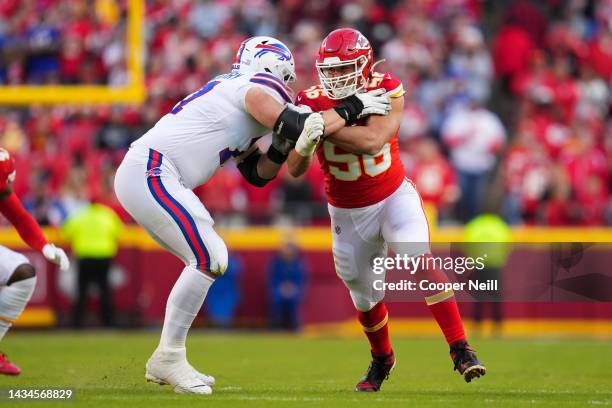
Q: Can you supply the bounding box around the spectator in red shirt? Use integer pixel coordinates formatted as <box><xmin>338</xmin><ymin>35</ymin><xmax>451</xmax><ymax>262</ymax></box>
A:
<box><xmin>409</xmin><ymin>138</ymin><xmax>458</xmax><ymax>220</ymax></box>
<box><xmin>502</xmin><ymin>133</ymin><xmax>552</xmax><ymax>225</ymax></box>
<box><xmin>544</xmin><ymin>165</ymin><xmax>573</xmax><ymax>225</ymax></box>
<box><xmin>492</xmin><ymin>17</ymin><xmax>535</xmax><ymax>87</ymax></box>
<box><xmin>586</xmin><ymin>24</ymin><xmax>612</xmax><ymax>80</ymax></box>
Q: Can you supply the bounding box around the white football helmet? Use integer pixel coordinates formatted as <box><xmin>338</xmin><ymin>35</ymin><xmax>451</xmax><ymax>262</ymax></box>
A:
<box><xmin>232</xmin><ymin>36</ymin><xmax>296</xmax><ymax>85</ymax></box>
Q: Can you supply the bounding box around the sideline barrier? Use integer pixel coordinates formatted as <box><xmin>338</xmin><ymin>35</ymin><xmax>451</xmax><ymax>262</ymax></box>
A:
<box><xmin>2</xmin><ymin>226</ymin><xmax>612</xmax><ymax>332</ymax></box>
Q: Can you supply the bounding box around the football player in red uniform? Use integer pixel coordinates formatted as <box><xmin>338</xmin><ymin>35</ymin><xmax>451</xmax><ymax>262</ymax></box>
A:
<box><xmin>288</xmin><ymin>29</ymin><xmax>485</xmax><ymax>391</ymax></box>
<box><xmin>0</xmin><ymin>148</ymin><xmax>69</xmax><ymax>375</ymax></box>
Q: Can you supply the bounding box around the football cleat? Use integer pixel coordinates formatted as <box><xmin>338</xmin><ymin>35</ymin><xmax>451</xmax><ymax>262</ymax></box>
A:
<box><xmin>187</xmin><ymin>361</ymin><xmax>215</xmax><ymax>386</ymax></box>
<box><xmin>450</xmin><ymin>341</ymin><xmax>486</xmax><ymax>383</ymax></box>
<box><xmin>146</xmin><ymin>347</ymin><xmax>214</xmax><ymax>386</ymax></box>
<box><xmin>355</xmin><ymin>350</ymin><xmax>396</xmax><ymax>392</ymax></box>
<box><xmin>0</xmin><ymin>353</ymin><xmax>20</xmax><ymax>376</ymax></box>
<box><xmin>145</xmin><ymin>349</ymin><xmax>213</xmax><ymax>394</ymax></box>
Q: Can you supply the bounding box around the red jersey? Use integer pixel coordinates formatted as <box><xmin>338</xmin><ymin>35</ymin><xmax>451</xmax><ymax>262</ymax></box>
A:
<box><xmin>295</xmin><ymin>72</ymin><xmax>406</xmax><ymax>208</ymax></box>
<box><xmin>410</xmin><ymin>158</ymin><xmax>457</xmax><ymax>208</ymax></box>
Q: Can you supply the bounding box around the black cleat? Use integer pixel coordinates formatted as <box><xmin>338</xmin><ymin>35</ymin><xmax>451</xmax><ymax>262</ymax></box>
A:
<box><xmin>355</xmin><ymin>351</ymin><xmax>396</xmax><ymax>392</ymax></box>
<box><xmin>450</xmin><ymin>341</ymin><xmax>486</xmax><ymax>383</ymax></box>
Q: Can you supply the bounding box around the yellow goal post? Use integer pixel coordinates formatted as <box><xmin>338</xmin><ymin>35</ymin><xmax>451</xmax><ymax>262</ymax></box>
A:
<box><xmin>0</xmin><ymin>0</ymin><xmax>145</xmax><ymax>105</ymax></box>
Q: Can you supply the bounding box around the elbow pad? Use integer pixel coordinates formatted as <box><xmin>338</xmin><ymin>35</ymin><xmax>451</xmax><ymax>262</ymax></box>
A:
<box><xmin>237</xmin><ymin>149</ymin><xmax>272</xmax><ymax>187</ymax></box>
<box><xmin>273</xmin><ymin>107</ymin><xmax>312</xmax><ymax>142</ymax></box>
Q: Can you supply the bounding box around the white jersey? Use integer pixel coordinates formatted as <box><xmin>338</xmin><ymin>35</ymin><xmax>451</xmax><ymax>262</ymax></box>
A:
<box><xmin>131</xmin><ymin>71</ymin><xmax>292</xmax><ymax>189</ymax></box>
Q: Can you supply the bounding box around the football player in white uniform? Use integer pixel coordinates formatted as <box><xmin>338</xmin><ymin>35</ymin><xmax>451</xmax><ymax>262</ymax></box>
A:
<box><xmin>114</xmin><ymin>36</ymin><xmax>391</xmax><ymax>394</ymax></box>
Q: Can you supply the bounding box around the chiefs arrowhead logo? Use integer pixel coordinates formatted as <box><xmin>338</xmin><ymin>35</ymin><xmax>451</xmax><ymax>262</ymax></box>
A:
<box><xmin>355</xmin><ymin>34</ymin><xmax>370</xmax><ymax>50</ymax></box>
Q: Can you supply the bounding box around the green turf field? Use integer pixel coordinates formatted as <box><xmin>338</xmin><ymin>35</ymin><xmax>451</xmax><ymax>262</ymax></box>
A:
<box><xmin>1</xmin><ymin>331</ymin><xmax>611</xmax><ymax>407</ymax></box>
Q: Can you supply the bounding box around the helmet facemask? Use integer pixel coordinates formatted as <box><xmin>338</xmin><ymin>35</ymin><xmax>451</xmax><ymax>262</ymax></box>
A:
<box><xmin>266</xmin><ymin>57</ymin><xmax>296</xmax><ymax>85</ymax></box>
<box><xmin>316</xmin><ymin>55</ymin><xmax>369</xmax><ymax>100</ymax></box>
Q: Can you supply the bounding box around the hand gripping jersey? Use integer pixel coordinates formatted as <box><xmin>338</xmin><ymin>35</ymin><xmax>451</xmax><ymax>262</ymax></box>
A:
<box><xmin>132</xmin><ymin>71</ymin><xmax>292</xmax><ymax>189</ymax></box>
<box><xmin>0</xmin><ymin>148</ymin><xmax>16</xmax><ymax>192</ymax></box>
<box><xmin>295</xmin><ymin>72</ymin><xmax>406</xmax><ymax>208</ymax></box>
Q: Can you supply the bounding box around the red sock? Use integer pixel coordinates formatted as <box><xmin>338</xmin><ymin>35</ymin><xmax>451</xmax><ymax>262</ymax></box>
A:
<box><xmin>428</xmin><ymin>298</ymin><xmax>466</xmax><ymax>345</ymax></box>
<box><xmin>357</xmin><ymin>302</ymin><xmax>392</xmax><ymax>356</ymax></box>
<box><xmin>422</xmin><ymin>267</ymin><xmax>466</xmax><ymax>345</ymax></box>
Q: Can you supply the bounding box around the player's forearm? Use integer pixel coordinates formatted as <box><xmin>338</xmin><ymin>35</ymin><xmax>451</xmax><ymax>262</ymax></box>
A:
<box><xmin>0</xmin><ymin>193</ymin><xmax>48</xmax><ymax>251</ymax></box>
<box><xmin>287</xmin><ymin>150</ymin><xmax>313</xmax><ymax>177</ymax></box>
<box><xmin>321</xmin><ymin>109</ymin><xmax>346</xmax><ymax>136</ymax></box>
<box><xmin>257</xmin><ymin>154</ymin><xmax>282</xmax><ymax>180</ymax></box>
<box><xmin>326</xmin><ymin>125</ymin><xmax>387</xmax><ymax>156</ymax></box>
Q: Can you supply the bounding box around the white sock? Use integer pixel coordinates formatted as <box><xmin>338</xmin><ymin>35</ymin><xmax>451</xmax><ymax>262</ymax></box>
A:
<box><xmin>158</xmin><ymin>266</ymin><xmax>214</xmax><ymax>351</ymax></box>
<box><xmin>0</xmin><ymin>277</ymin><xmax>37</xmax><ymax>341</ymax></box>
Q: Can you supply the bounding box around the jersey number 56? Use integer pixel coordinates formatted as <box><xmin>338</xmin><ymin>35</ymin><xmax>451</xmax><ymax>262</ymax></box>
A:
<box><xmin>323</xmin><ymin>141</ymin><xmax>392</xmax><ymax>181</ymax></box>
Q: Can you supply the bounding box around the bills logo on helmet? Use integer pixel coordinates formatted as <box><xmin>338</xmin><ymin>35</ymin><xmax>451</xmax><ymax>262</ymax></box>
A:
<box><xmin>254</xmin><ymin>42</ymin><xmax>292</xmax><ymax>61</ymax></box>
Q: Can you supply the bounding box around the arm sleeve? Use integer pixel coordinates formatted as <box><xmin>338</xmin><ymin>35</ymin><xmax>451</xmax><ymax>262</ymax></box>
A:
<box><xmin>0</xmin><ymin>193</ymin><xmax>48</xmax><ymax>252</ymax></box>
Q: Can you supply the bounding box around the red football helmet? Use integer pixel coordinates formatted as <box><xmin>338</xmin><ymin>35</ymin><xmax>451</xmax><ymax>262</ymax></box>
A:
<box><xmin>316</xmin><ymin>28</ymin><xmax>374</xmax><ymax>100</ymax></box>
<box><xmin>0</xmin><ymin>147</ymin><xmax>16</xmax><ymax>191</ymax></box>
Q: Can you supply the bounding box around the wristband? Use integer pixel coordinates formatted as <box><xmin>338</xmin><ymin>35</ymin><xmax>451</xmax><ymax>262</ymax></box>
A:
<box><xmin>333</xmin><ymin>94</ymin><xmax>363</xmax><ymax>124</ymax></box>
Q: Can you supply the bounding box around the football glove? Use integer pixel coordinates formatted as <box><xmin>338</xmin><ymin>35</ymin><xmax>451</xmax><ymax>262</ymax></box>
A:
<box><xmin>295</xmin><ymin>112</ymin><xmax>324</xmax><ymax>157</ymax></box>
<box><xmin>271</xmin><ymin>104</ymin><xmax>313</xmax><ymax>157</ymax></box>
<box><xmin>356</xmin><ymin>88</ymin><xmax>392</xmax><ymax>119</ymax></box>
<box><xmin>42</xmin><ymin>243</ymin><xmax>70</xmax><ymax>271</ymax></box>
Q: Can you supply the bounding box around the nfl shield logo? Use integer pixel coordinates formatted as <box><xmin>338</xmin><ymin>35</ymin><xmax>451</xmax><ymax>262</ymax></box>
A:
<box><xmin>335</xmin><ymin>225</ymin><xmax>341</xmax><ymax>235</ymax></box>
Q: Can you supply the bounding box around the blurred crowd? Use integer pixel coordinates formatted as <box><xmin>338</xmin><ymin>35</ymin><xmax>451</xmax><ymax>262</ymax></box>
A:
<box><xmin>0</xmin><ymin>0</ymin><xmax>611</xmax><ymax>227</ymax></box>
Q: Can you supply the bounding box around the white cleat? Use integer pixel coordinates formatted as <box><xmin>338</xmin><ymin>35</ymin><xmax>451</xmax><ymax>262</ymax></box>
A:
<box><xmin>145</xmin><ymin>348</ymin><xmax>213</xmax><ymax>394</ymax></box>
<box><xmin>187</xmin><ymin>362</ymin><xmax>215</xmax><ymax>386</ymax></box>
<box><xmin>146</xmin><ymin>347</ymin><xmax>215</xmax><ymax>386</ymax></box>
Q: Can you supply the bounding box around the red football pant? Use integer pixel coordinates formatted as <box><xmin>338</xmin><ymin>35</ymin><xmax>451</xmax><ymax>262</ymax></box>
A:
<box><xmin>358</xmin><ymin>301</ymin><xmax>392</xmax><ymax>356</ymax></box>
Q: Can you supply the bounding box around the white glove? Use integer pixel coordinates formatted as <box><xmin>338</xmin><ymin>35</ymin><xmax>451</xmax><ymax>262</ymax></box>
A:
<box><xmin>355</xmin><ymin>88</ymin><xmax>391</xmax><ymax>118</ymax></box>
<box><xmin>42</xmin><ymin>243</ymin><xmax>70</xmax><ymax>271</ymax></box>
<box><xmin>295</xmin><ymin>112</ymin><xmax>324</xmax><ymax>157</ymax></box>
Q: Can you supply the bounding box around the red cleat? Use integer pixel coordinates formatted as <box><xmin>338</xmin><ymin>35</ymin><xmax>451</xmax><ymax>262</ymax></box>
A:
<box><xmin>0</xmin><ymin>353</ymin><xmax>21</xmax><ymax>376</ymax></box>
<box><xmin>355</xmin><ymin>351</ymin><xmax>396</xmax><ymax>392</ymax></box>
